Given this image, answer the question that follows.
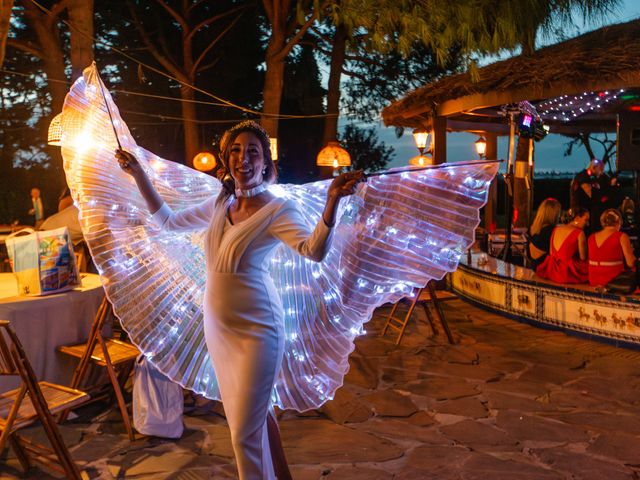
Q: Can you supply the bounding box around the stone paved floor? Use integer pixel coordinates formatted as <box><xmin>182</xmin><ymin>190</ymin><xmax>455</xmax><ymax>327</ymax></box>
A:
<box><xmin>3</xmin><ymin>297</ymin><xmax>640</xmax><ymax>479</ymax></box>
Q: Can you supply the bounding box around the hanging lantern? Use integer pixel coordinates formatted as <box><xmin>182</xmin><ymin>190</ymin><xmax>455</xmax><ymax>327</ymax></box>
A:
<box><xmin>269</xmin><ymin>138</ymin><xmax>278</xmax><ymax>161</ymax></box>
<box><xmin>316</xmin><ymin>141</ymin><xmax>351</xmax><ymax>168</ymax></box>
<box><xmin>412</xmin><ymin>129</ymin><xmax>430</xmax><ymax>155</ymax></box>
<box><xmin>193</xmin><ymin>152</ymin><xmax>217</xmax><ymax>172</ymax></box>
<box><xmin>409</xmin><ymin>155</ymin><xmax>433</xmax><ymax>167</ymax></box>
<box><xmin>475</xmin><ymin>136</ymin><xmax>487</xmax><ymax>158</ymax></box>
<box><xmin>48</xmin><ymin>113</ymin><xmax>63</xmax><ymax>146</ymax></box>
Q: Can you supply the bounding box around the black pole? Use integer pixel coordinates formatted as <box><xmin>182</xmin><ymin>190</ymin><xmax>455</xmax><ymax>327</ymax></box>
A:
<box><xmin>365</xmin><ymin>159</ymin><xmax>502</xmax><ymax>178</ymax></box>
<box><xmin>500</xmin><ymin>166</ymin><xmax>514</xmax><ymax>262</ymax></box>
<box><xmin>94</xmin><ymin>63</ymin><xmax>122</xmax><ymax>150</ymax></box>
<box><xmin>499</xmin><ymin>112</ymin><xmax>516</xmax><ymax>263</ymax></box>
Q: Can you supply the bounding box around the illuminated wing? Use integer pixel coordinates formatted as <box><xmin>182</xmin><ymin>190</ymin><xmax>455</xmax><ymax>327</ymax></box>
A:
<box><xmin>270</xmin><ymin>162</ymin><xmax>498</xmax><ymax>410</ymax></box>
<box><xmin>61</xmin><ymin>64</ymin><xmax>222</xmax><ymax>399</ymax></box>
<box><xmin>61</xmin><ymin>64</ymin><xmax>498</xmax><ymax>411</ymax></box>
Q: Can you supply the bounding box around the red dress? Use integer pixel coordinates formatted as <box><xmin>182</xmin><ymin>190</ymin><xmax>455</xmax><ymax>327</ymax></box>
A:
<box><xmin>588</xmin><ymin>231</ymin><xmax>625</xmax><ymax>286</ymax></box>
<box><xmin>535</xmin><ymin>227</ymin><xmax>588</xmax><ymax>283</ymax></box>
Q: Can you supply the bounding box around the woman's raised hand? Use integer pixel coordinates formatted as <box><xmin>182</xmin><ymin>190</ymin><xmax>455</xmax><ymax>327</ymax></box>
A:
<box><xmin>328</xmin><ymin>170</ymin><xmax>366</xmax><ymax>199</ymax></box>
<box><xmin>115</xmin><ymin>149</ymin><xmax>143</xmax><ymax>177</ymax></box>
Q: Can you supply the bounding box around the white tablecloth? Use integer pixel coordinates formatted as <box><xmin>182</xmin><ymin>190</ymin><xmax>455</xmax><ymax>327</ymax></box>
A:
<box><xmin>0</xmin><ymin>273</ymin><xmax>105</xmax><ymax>392</ymax></box>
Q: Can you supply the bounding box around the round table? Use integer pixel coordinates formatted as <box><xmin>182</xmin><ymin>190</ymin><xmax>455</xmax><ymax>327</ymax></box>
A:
<box><xmin>0</xmin><ymin>273</ymin><xmax>105</xmax><ymax>392</ymax></box>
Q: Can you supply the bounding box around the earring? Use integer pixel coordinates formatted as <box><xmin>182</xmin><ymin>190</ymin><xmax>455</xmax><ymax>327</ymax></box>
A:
<box><xmin>262</xmin><ymin>167</ymin><xmax>267</xmax><ymax>175</ymax></box>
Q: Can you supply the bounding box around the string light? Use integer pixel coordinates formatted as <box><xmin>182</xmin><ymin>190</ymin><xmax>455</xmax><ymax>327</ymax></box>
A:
<box><xmin>537</xmin><ymin>89</ymin><xmax>624</xmax><ymax>122</ymax></box>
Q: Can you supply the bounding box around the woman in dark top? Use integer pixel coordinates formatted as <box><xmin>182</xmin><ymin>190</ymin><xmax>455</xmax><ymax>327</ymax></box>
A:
<box><xmin>528</xmin><ymin>198</ymin><xmax>561</xmax><ymax>270</ymax></box>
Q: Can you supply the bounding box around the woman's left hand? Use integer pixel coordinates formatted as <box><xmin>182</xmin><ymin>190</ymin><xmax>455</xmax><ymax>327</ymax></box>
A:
<box><xmin>328</xmin><ymin>170</ymin><xmax>366</xmax><ymax>199</ymax></box>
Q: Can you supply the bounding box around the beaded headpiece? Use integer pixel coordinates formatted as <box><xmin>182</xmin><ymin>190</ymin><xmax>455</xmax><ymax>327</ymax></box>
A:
<box><xmin>219</xmin><ymin>120</ymin><xmax>270</xmax><ymax>159</ymax></box>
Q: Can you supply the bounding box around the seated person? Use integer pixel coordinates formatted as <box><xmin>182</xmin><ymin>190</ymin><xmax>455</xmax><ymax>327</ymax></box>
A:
<box><xmin>588</xmin><ymin>209</ymin><xmax>636</xmax><ymax>287</ymax></box>
<box><xmin>528</xmin><ymin>198</ymin><xmax>561</xmax><ymax>269</ymax></box>
<box><xmin>536</xmin><ymin>207</ymin><xmax>589</xmax><ymax>283</ymax></box>
<box><xmin>40</xmin><ymin>187</ymin><xmax>83</xmax><ymax>245</ymax></box>
<box><xmin>620</xmin><ymin>197</ymin><xmax>637</xmax><ymax>236</ymax></box>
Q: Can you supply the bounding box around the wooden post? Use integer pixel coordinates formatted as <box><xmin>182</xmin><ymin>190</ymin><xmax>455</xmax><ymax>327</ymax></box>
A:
<box><xmin>432</xmin><ymin>116</ymin><xmax>447</xmax><ymax>165</ymax></box>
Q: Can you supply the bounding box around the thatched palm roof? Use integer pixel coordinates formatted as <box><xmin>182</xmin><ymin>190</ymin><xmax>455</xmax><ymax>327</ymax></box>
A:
<box><xmin>382</xmin><ymin>19</ymin><xmax>640</xmax><ymax>133</ymax></box>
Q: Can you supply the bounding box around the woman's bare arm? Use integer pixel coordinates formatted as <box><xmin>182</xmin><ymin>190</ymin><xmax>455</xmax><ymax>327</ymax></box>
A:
<box><xmin>115</xmin><ymin>149</ymin><xmax>163</xmax><ymax>215</ymax></box>
<box><xmin>620</xmin><ymin>233</ymin><xmax>637</xmax><ymax>269</ymax></box>
<box><xmin>578</xmin><ymin>232</ymin><xmax>587</xmax><ymax>261</ymax></box>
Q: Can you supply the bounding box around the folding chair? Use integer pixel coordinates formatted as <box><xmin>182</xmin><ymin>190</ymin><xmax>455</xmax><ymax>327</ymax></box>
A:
<box><xmin>381</xmin><ymin>280</ymin><xmax>455</xmax><ymax>345</ymax></box>
<box><xmin>58</xmin><ymin>298</ymin><xmax>140</xmax><ymax>441</ymax></box>
<box><xmin>0</xmin><ymin>320</ymin><xmax>88</xmax><ymax>479</ymax></box>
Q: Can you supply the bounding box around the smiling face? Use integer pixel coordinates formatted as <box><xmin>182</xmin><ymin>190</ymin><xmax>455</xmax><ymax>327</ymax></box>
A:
<box><xmin>227</xmin><ymin>132</ymin><xmax>265</xmax><ymax>190</ymax></box>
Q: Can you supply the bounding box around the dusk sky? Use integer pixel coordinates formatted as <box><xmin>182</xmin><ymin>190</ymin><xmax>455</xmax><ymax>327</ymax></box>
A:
<box><xmin>365</xmin><ymin>0</ymin><xmax>640</xmax><ymax>173</ymax></box>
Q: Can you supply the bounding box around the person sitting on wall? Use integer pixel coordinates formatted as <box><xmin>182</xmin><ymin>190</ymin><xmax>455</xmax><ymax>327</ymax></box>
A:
<box><xmin>588</xmin><ymin>209</ymin><xmax>637</xmax><ymax>287</ymax></box>
<box><xmin>528</xmin><ymin>198</ymin><xmax>561</xmax><ymax>270</ymax></box>
<box><xmin>536</xmin><ymin>207</ymin><xmax>589</xmax><ymax>284</ymax></box>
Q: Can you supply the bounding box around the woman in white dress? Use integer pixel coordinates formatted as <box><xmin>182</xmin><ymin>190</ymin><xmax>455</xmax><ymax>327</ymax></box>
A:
<box><xmin>116</xmin><ymin>120</ymin><xmax>364</xmax><ymax>480</ymax></box>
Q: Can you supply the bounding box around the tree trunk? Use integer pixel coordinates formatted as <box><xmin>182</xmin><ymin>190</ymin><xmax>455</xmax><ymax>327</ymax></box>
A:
<box><xmin>0</xmin><ymin>0</ymin><xmax>14</xmax><ymax>68</ymax></box>
<box><xmin>67</xmin><ymin>0</ymin><xmax>94</xmax><ymax>81</ymax></box>
<box><xmin>180</xmin><ymin>84</ymin><xmax>199</xmax><ymax>166</ymax></box>
<box><xmin>25</xmin><ymin>4</ymin><xmax>67</xmax><ymax>113</ymax></box>
<box><xmin>261</xmin><ymin>34</ymin><xmax>286</xmax><ymax>138</ymax></box>
<box><xmin>322</xmin><ymin>24</ymin><xmax>347</xmax><ymax>145</ymax></box>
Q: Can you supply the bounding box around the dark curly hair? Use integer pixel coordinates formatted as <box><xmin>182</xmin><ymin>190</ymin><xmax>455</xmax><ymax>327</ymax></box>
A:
<box><xmin>217</xmin><ymin>120</ymin><xmax>277</xmax><ymax>195</ymax></box>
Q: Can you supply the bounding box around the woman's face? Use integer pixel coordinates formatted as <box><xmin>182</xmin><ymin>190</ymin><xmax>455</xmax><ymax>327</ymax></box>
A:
<box><xmin>228</xmin><ymin>132</ymin><xmax>265</xmax><ymax>189</ymax></box>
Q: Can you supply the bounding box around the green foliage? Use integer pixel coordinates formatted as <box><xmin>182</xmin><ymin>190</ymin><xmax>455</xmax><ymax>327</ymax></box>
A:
<box><xmin>341</xmin><ymin>41</ymin><xmax>464</xmax><ymax>123</ymax></box>
<box><xmin>337</xmin><ymin>0</ymin><xmax>619</xmax><ymax>64</ymax></box>
<box><xmin>339</xmin><ymin>123</ymin><xmax>393</xmax><ymax>173</ymax></box>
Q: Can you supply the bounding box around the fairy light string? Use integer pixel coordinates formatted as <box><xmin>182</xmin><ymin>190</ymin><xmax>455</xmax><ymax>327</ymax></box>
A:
<box><xmin>537</xmin><ymin>89</ymin><xmax>624</xmax><ymax>122</ymax></box>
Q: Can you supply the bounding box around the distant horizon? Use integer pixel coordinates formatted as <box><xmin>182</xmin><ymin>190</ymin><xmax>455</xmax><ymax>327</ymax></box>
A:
<box><xmin>366</xmin><ymin>126</ymin><xmax>611</xmax><ymax>174</ymax></box>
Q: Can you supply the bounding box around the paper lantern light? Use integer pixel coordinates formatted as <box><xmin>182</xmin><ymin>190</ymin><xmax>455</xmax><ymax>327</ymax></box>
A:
<box><xmin>48</xmin><ymin>113</ymin><xmax>63</xmax><ymax>146</ymax></box>
<box><xmin>316</xmin><ymin>141</ymin><xmax>351</xmax><ymax>168</ymax></box>
<box><xmin>193</xmin><ymin>152</ymin><xmax>217</xmax><ymax>172</ymax></box>
<box><xmin>409</xmin><ymin>155</ymin><xmax>433</xmax><ymax>167</ymax></box>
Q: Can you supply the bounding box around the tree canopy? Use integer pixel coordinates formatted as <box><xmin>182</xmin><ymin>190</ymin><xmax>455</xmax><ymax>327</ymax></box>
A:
<box><xmin>0</xmin><ymin>0</ymin><xmax>621</xmax><ymax>223</ymax></box>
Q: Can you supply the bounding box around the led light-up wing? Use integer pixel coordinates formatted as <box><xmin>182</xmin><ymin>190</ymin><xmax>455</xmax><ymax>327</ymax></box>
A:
<box><xmin>270</xmin><ymin>162</ymin><xmax>498</xmax><ymax>411</ymax></box>
<box><xmin>61</xmin><ymin>64</ymin><xmax>222</xmax><ymax>399</ymax></box>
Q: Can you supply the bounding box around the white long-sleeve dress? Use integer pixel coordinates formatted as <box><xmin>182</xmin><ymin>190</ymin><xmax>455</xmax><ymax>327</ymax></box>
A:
<box><xmin>152</xmin><ymin>194</ymin><xmax>333</xmax><ymax>479</ymax></box>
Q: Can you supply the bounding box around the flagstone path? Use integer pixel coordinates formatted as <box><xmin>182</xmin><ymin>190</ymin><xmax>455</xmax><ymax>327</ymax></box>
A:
<box><xmin>3</xmin><ymin>297</ymin><xmax>640</xmax><ymax>479</ymax></box>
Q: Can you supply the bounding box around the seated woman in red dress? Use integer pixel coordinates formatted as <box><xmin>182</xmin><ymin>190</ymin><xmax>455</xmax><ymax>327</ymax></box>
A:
<box><xmin>528</xmin><ymin>198</ymin><xmax>561</xmax><ymax>270</ymax></box>
<box><xmin>536</xmin><ymin>207</ymin><xmax>589</xmax><ymax>283</ymax></box>
<box><xmin>588</xmin><ymin>209</ymin><xmax>637</xmax><ymax>287</ymax></box>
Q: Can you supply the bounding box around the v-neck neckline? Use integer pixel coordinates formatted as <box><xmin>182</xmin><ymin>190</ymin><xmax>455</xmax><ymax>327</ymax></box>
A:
<box><xmin>225</xmin><ymin>196</ymin><xmax>280</xmax><ymax>227</ymax></box>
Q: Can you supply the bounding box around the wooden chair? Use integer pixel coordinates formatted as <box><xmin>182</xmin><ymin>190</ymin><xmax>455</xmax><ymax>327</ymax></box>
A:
<box><xmin>0</xmin><ymin>320</ymin><xmax>89</xmax><ymax>479</ymax></box>
<box><xmin>73</xmin><ymin>241</ymin><xmax>92</xmax><ymax>273</ymax></box>
<box><xmin>58</xmin><ymin>298</ymin><xmax>140</xmax><ymax>441</ymax></box>
<box><xmin>381</xmin><ymin>280</ymin><xmax>455</xmax><ymax>345</ymax></box>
